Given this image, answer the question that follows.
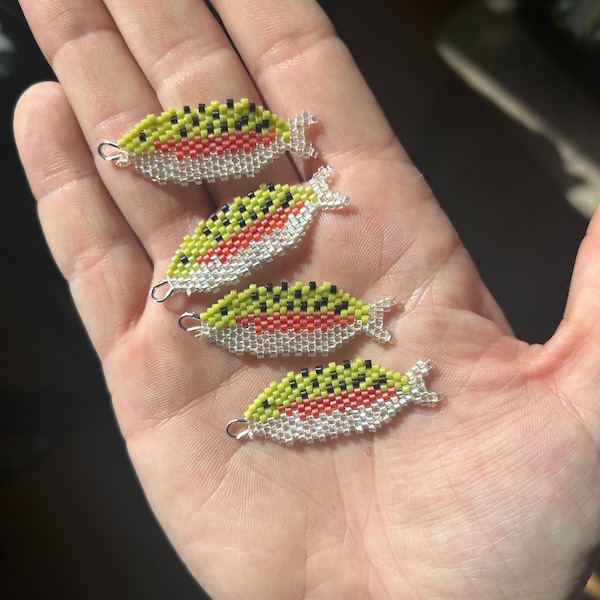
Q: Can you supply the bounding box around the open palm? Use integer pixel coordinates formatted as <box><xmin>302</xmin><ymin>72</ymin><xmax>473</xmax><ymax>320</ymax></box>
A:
<box><xmin>14</xmin><ymin>0</ymin><xmax>600</xmax><ymax>598</ymax></box>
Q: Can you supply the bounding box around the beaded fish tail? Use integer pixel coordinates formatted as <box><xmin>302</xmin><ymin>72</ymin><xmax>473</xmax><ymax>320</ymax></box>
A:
<box><xmin>179</xmin><ymin>281</ymin><xmax>397</xmax><ymax>357</ymax></box>
<box><xmin>227</xmin><ymin>359</ymin><xmax>440</xmax><ymax>444</ymax></box>
<box><xmin>98</xmin><ymin>98</ymin><xmax>316</xmax><ymax>185</ymax></box>
<box><xmin>151</xmin><ymin>166</ymin><xmax>347</xmax><ymax>301</ymax></box>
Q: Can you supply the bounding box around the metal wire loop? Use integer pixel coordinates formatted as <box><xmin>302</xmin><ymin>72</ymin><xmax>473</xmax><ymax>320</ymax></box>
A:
<box><xmin>178</xmin><ymin>312</ymin><xmax>202</xmax><ymax>332</ymax></box>
<box><xmin>150</xmin><ymin>280</ymin><xmax>175</xmax><ymax>302</ymax></box>
<box><xmin>226</xmin><ymin>419</ymin><xmax>249</xmax><ymax>440</ymax></box>
<box><xmin>97</xmin><ymin>141</ymin><xmax>121</xmax><ymax>161</ymax></box>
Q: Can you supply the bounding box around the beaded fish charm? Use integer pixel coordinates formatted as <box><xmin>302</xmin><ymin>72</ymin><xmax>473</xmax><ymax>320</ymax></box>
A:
<box><xmin>179</xmin><ymin>281</ymin><xmax>397</xmax><ymax>357</ymax></box>
<box><xmin>151</xmin><ymin>166</ymin><xmax>347</xmax><ymax>301</ymax></box>
<box><xmin>98</xmin><ymin>98</ymin><xmax>316</xmax><ymax>185</ymax></box>
<box><xmin>226</xmin><ymin>359</ymin><xmax>439</xmax><ymax>444</ymax></box>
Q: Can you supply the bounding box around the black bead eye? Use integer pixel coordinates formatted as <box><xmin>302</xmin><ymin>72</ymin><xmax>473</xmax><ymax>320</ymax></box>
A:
<box><xmin>180</xmin><ymin>255</ymin><xmax>189</xmax><ymax>265</ymax></box>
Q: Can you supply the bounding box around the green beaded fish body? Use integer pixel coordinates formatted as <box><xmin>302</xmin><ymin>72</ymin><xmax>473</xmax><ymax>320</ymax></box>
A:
<box><xmin>179</xmin><ymin>281</ymin><xmax>396</xmax><ymax>357</ymax></box>
<box><xmin>227</xmin><ymin>359</ymin><xmax>440</xmax><ymax>444</ymax></box>
<box><xmin>100</xmin><ymin>98</ymin><xmax>316</xmax><ymax>185</ymax></box>
<box><xmin>151</xmin><ymin>166</ymin><xmax>347</xmax><ymax>301</ymax></box>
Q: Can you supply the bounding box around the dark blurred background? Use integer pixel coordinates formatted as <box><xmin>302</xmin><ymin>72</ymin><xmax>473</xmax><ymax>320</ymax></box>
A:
<box><xmin>1</xmin><ymin>0</ymin><xmax>598</xmax><ymax>598</ymax></box>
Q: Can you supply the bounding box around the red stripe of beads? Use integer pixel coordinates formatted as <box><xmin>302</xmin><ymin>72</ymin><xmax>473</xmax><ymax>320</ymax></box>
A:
<box><xmin>154</xmin><ymin>130</ymin><xmax>277</xmax><ymax>160</ymax></box>
<box><xmin>282</xmin><ymin>386</ymin><xmax>397</xmax><ymax>420</ymax></box>
<box><xmin>235</xmin><ymin>310</ymin><xmax>355</xmax><ymax>333</ymax></box>
<box><xmin>197</xmin><ymin>200</ymin><xmax>305</xmax><ymax>265</ymax></box>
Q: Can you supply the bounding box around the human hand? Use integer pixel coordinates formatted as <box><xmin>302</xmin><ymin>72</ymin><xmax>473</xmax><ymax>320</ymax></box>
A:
<box><xmin>14</xmin><ymin>0</ymin><xmax>600</xmax><ymax>598</ymax></box>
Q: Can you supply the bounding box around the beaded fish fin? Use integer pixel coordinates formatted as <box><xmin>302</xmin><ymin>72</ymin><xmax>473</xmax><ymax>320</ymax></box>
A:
<box><xmin>363</xmin><ymin>297</ymin><xmax>397</xmax><ymax>343</ymax></box>
<box><xmin>226</xmin><ymin>359</ymin><xmax>440</xmax><ymax>444</ymax></box>
<box><xmin>178</xmin><ymin>282</ymin><xmax>396</xmax><ymax>357</ymax></box>
<box><xmin>151</xmin><ymin>166</ymin><xmax>347</xmax><ymax>301</ymax></box>
<box><xmin>98</xmin><ymin>98</ymin><xmax>316</xmax><ymax>185</ymax></box>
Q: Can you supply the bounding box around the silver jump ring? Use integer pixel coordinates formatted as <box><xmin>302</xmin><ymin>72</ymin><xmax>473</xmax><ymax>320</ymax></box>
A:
<box><xmin>226</xmin><ymin>419</ymin><xmax>249</xmax><ymax>440</ymax></box>
<box><xmin>178</xmin><ymin>312</ymin><xmax>202</xmax><ymax>332</ymax></box>
<box><xmin>97</xmin><ymin>141</ymin><xmax>121</xmax><ymax>161</ymax></box>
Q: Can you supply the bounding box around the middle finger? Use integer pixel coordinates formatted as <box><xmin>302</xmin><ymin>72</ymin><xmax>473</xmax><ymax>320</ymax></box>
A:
<box><xmin>101</xmin><ymin>0</ymin><xmax>304</xmax><ymax>207</ymax></box>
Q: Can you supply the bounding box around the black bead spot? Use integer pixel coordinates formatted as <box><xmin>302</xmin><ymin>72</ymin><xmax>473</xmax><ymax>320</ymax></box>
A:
<box><xmin>170</xmin><ymin>115</ymin><xmax>178</xmax><ymax>124</ymax></box>
<box><xmin>183</xmin><ymin>105</ymin><xmax>191</xmax><ymax>113</ymax></box>
<box><xmin>300</xmin><ymin>368</ymin><xmax>309</xmax><ymax>377</ymax></box>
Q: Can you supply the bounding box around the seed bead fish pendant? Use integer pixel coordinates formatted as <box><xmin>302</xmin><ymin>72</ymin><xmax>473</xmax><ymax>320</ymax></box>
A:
<box><xmin>179</xmin><ymin>281</ymin><xmax>397</xmax><ymax>357</ymax></box>
<box><xmin>226</xmin><ymin>359</ymin><xmax>439</xmax><ymax>444</ymax></box>
<box><xmin>151</xmin><ymin>166</ymin><xmax>347</xmax><ymax>301</ymax></box>
<box><xmin>98</xmin><ymin>98</ymin><xmax>316</xmax><ymax>185</ymax></box>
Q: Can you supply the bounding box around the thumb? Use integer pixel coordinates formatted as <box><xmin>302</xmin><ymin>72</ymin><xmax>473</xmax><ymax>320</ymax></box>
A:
<box><xmin>542</xmin><ymin>204</ymin><xmax>600</xmax><ymax>433</ymax></box>
<box><xmin>563</xmin><ymin>205</ymin><xmax>600</xmax><ymax>343</ymax></box>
